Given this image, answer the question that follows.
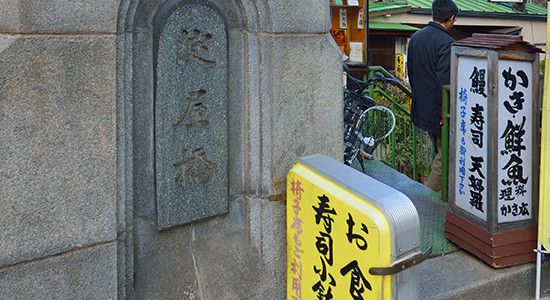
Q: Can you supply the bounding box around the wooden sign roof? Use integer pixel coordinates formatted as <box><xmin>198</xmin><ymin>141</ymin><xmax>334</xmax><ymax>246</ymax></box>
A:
<box><xmin>453</xmin><ymin>33</ymin><xmax>544</xmax><ymax>53</ymax></box>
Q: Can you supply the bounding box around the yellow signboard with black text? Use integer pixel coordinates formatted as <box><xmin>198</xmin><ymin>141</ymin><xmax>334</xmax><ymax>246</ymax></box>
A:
<box><xmin>287</xmin><ymin>154</ymin><xmax>424</xmax><ymax>300</ymax></box>
<box><xmin>395</xmin><ymin>53</ymin><xmax>404</xmax><ymax>80</ymax></box>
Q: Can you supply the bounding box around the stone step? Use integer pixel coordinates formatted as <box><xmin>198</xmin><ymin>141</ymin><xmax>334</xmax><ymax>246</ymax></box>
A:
<box><xmin>420</xmin><ymin>251</ymin><xmax>550</xmax><ymax>300</ymax></box>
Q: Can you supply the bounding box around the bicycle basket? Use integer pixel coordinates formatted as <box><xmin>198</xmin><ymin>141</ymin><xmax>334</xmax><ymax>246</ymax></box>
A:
<box><xmin>344</xmin><ymin>91</ymin><xmax>375</xmax><ymax>123</ymax></box>
<box><xmin>343</xmin><ymin>91</ymin><xmax>376</xmax><ymax>148</ymax></box>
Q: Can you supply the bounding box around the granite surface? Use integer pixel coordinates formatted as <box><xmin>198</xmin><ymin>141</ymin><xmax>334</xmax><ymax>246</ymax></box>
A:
<box><xmin>154</xmin><ymin>0</ymin><xmax>229</xmax><ymax>229</ymax></box>
<box><xmin>270</xmin><ymin>34</ymin><xmax>343</xmax><ymax>192</ymax></box>
<box><xmin>0</xmin><ymin>242</ymin><xmax>117</xmax><ymax>299</ymax></box>
<box><xmin>0</xmin><ymin>0</ymin><xmax>340</xmax><ymax>299</ymax></box>
<box><xmin>0</xmin><ymin>35</ymin><xmax>117</xmax><ymax>266</ymax></box>
<box><xmin>266</xmin><ymin>0</ymin><xmax>330</xmax><ymax>33</ymax></box>
<box><xmin>0</xmin><ymin>0</ymin><xmax>118</xmax><ymax>33</ymax></box>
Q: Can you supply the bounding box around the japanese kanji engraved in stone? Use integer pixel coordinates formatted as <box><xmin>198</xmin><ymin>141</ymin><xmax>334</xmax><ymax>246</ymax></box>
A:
<box><xmin>154</xmin><ymin>0</ymin><xmax>228</xmax><ymax>230</ymax></box>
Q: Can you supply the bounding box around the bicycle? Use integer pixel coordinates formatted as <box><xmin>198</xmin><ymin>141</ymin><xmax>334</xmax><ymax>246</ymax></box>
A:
<box><xmin>343</xmin><ymin>64</ymin><xmax>398</xmax><ymax>173</ymax></box>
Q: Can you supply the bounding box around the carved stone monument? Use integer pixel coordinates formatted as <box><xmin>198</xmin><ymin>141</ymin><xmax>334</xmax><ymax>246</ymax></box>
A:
<box><xmin>154</xmin><ymin>0</ymin><xmax>228</xmax><ymax>230</ymax></box>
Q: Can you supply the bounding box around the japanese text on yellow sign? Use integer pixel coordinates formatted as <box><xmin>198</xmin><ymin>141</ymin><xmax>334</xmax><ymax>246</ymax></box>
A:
<box><xmin>395</xmin><ymin>53</ymin><xmax>404</xmax><ymax>80</ymax></box>
<box><xmin>287</xmin><ymin>163</ymin><xmax>392</xmax><ymax>300</ymax></box>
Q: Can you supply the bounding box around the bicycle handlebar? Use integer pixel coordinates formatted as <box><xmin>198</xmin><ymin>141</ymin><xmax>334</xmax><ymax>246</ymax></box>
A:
<box><xmin>343</xmin><ymin>63</ymin><xmax>404</xmax><ymax>95</ymax></box>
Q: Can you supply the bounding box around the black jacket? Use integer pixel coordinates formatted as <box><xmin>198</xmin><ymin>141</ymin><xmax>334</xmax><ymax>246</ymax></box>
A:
<box><xmin>407</xmin><ymin>22</ymin><xmax>454</xmax><ymax>134</ymax></box>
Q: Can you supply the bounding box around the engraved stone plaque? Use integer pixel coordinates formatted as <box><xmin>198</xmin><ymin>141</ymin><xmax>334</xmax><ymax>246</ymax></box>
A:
<box><xmin>154</xmin><ymin>0</ymin><xmax>228</xmax><ymax>230</ymax></box>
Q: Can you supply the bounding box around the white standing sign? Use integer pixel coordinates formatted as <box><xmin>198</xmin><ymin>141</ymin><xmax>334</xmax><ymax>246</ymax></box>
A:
<box><xmin>455</xmin><ymin>56</ymin><xmax>489</xmax><ymax>221</ymax></box>
<box><xmin>497</xmin><ymin>60</ymin><xmax>533</xmax><ymax>223</ymax></box>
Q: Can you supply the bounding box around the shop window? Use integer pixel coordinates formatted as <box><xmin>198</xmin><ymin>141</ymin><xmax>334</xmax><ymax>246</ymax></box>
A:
<box><xmin>369</xmin><ymin>35</ymin><xmax>395</xmax><ymax>71</ymax></box>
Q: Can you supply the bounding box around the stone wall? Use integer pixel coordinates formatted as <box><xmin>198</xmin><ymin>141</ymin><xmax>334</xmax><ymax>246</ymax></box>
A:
<box><xmin>0</xmin><ymin>0</ymin><xmax>342</xmax><ymax>298</ymax></box>
<box><xmin>0</xmin><ymin>1</ymin><xmax>119</xmax><ymax>298</ymax></box>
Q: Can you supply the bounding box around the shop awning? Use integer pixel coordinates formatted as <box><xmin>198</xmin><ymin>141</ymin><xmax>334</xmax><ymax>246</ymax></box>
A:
<box><xmin>369</xmin><ymin>22</ymin><xmax>419</xmax><ymax>37</ymax></box>
<box><xmin>368</xmin><ymin>3</ymin><xmax>411</xmax><ymax>17</ymax></box>
<box><xmin>369</xmin><ymin>22</ymin><xmax>419</xmax><ymax>32</ymax></box>
<box><xmin>407</xmin><ymin>0</ymin><xmax>547</xmax><ymax>17</ymax></box>
<box><xmin>369</xmin><ymin>0</ymin><xmax>547</xmax><ymax>17</ymax></box>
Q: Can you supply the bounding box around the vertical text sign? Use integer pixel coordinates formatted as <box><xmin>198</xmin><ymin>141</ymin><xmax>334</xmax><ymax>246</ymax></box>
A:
<box><xmin>287</xmin><ymin>163</ymin><xmax>392</xmax><ymax>300</ymax></box>
<box><xmin>154</xmin><ymin>1</ymin><xmax>228</xmax><ymax>230</ymax></box>
<box><xmin>395</xmin><ymin>53</ymin><xmax>404</xmax><ymax>80</ymax></box>
<box><xmin>454</xmin><ymin>56</ymin><xmax>488</xmax><ymax>221</ymax></box>
<box><xmin>498</xmin><ymin>60</ymin><xmax>533</xmax><ymax>223</ymax></box>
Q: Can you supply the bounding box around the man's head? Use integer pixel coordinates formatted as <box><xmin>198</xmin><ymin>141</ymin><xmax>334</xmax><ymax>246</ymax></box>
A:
<box><xmin>432</xmin><ymin>0</ymin><xmax>458</xmax><ymax>23</ymax></box>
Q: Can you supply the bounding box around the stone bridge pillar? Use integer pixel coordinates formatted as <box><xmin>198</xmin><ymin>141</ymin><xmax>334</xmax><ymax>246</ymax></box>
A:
<box><xmin>0</xmin><ymin>1</ymin><xmax>341</xmax><ymax>298</ymax></box>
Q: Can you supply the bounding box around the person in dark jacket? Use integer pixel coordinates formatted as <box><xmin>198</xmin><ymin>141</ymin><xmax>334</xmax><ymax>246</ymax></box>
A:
<box><xmin>407</xmin><ymin>0</ymin><xmax>458</xmax><ymax>193</ymax></box>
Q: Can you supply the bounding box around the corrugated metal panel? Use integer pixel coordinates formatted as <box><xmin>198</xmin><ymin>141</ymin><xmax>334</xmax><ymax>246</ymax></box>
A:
<box><xmin>496</xmin><ymin>2</ymin><xmax>547</xmax><ymax>15</ymax></box>
<box><xmin>370</xmin><ymin>22</ymin><xmax>419</xmax><ymax>31</ymax></box>
<box><xmin>524</xmin><ymin>3</ymin><xmax>546</xmax><ymax>15</ymax></box>
<box><xmin>456</xmin><ymin>1</ymin><xmax>510</xmax><ymax>13</ymax></box>
<box><xmin>406</xmin><ymin>0</ymin><xmax>433</xmax><ymax>9</ymax></box>
<box><xmin>405</xmin><ymin>0</ymin><xmax>546</xmax><ymax>15</ymax></box>
<box><xmin>408</xmin><ymin>0</ymin><xmax>508</xmax><ymax>13</ymax></box>
<box><xmin>369</xmin><ymin>3</ymin><xmax>411</xmax><ymax>14</ymax></box>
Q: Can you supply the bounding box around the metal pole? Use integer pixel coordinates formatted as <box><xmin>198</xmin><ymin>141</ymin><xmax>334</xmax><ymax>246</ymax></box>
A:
<box><xmin>413</xmin><ymin>127</ymin><xmax>418</xmax><ymax>180</ymax></box>
<box><xmin>536</xmin><ymin>5</ymin><xmax>550</xmax><ymax>299</ymax></box>
<box><xmin>536</xmin><ymin>241</ymin><xmax>541</xmax><ymax>300</ymax></box>
<box><xmin>366</xmin><ymin>0</ymin><xmax>370</xmax><ymax>67</ymax></box>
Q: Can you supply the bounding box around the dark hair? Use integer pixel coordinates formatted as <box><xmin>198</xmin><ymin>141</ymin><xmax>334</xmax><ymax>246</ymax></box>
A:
<box><xmin>432</xmin><ymin>0</ymin><xmax>458</xmax><ymax>23</ymax></box>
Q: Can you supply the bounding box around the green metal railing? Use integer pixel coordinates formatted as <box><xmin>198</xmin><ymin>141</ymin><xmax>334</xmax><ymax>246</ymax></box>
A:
<box><xmin>441</xmin><ymin>85</ymin><xmax>451</xmax><ymax>201</ymax></box>
<box><xmin>360</xmin><ymin>67</ymin><xmax>449</xmax><ymax>196</ymax></box>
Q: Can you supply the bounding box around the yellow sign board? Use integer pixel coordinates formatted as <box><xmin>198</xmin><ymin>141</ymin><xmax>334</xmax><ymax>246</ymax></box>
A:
<box><xmin>538</xmin><ymin>15</ymin><xmax>550</xmax><ymax>250</ymax></box>
<box><xmin>287</xmin><ymin>162</ymin><xmax>392</xmax><ymax>300</ymax></box>
<box><xmin>395</xmin><ymin>53</ymin><xmax>404</xmax><ymax>80</ymax></box>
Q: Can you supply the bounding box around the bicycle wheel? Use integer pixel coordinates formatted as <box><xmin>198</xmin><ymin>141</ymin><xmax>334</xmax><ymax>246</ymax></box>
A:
<box><xmin>343</xmin><ymin>92</ymin><xmax>375</xmax><ymax>165</ymax></box>
<box><xmin>358</xmin><ymin>105</ymin><xmax>396</xmax><ymax>155</ymax></box>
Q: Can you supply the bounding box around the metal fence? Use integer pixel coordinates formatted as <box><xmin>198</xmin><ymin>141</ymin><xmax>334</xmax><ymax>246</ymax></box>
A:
<box><xmin>362</xmin><ymin>67</ymin><xmax>436</xmax><ymax>189</ymax></box>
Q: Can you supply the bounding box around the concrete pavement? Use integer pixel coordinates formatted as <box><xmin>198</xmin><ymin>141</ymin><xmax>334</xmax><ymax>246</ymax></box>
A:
<box><xmin>356</xmin><ymin>157</ymin><xmax>550</xmax><ymax>299</ymax></box>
